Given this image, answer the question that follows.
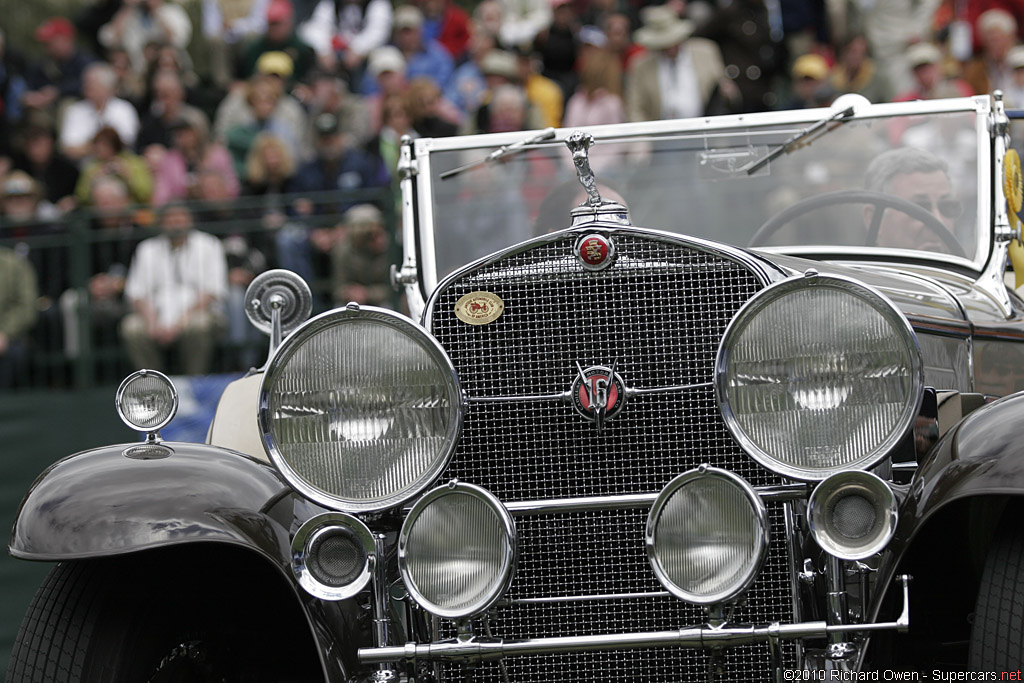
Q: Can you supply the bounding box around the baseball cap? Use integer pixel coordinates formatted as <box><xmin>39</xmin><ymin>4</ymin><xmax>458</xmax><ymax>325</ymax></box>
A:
<box><xmin>256</xmin><ymin>51</ymin><xmax>295</xmax><ymax>77</ymax></box>
<box><xmin>394</xmin><ymin>5</ymin><xmax>424</xmax><ymax>30</ymax></box>
<box><xmin>35</xmin><ymin>17</ymin><xmax>75</xmax><ymax>42</ymax></box>
<box><xmin>367</xmin><ymin>46</ymin><xmax>407</xmax><ymax>78</ymax></box>
<box><xmin>792</xmin><ymin>53</ymin><xmax>829</xmax><ymax>81</ymax></box>
<box><xmin>906</xmin><ymin>42</ymin><xmax>942</xmax><ymax>69</ymax></box>
<box><xmin>3</xmin><ymin>172</ymin><xmax>38</xmax><ymax>198</ymax></box>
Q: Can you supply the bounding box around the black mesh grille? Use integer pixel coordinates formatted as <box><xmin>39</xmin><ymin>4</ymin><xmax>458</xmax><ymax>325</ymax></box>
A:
<box><xmin>426</xmin><ymin>231</ymin><xmax>796</xmax><ymax>681</ymax></box>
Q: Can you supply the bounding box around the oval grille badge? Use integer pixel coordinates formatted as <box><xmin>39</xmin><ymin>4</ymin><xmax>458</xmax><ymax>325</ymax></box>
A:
<box><xmin>571</xmin><ymin>365</ymin><xmax>627</xmax><ymax>429</ymax></box>
<box><xmin>455</xmin><ymin>291</ymin><xmax>505</xmax><ymax>325</ymax></box>
<box><xmin>576</xmin><ymin>234</ymin><xmax>615</xmax><ymax>271</ymax></box>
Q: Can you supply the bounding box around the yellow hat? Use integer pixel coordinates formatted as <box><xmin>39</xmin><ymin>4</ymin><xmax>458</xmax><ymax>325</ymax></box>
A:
<box><xmin>256</xmin><ymin>51</ymin><xmax>294</xmax><ymax>78</ymax></box>
<box><xmin>792</xmin><ymin>54</ymin><xmax>829</xmax><ymax>81</ymax></box>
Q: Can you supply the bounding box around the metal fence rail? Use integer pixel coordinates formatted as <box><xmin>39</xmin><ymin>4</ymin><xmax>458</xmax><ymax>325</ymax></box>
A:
<box><xmin>0</xmin><ymin>187</ymin><xmax>397</xmax><ymax>391</ymax></box>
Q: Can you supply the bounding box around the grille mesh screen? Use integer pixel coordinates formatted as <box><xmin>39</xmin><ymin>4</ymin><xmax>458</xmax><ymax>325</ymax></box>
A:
<box><xmin>427</xmin><ymin>232</ymin><xmax>796</xmax><ymax>681</ymax></box>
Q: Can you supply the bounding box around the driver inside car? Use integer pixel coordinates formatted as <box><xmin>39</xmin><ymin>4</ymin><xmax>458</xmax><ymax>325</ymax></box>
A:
<box><xmin>863</xmin><ymin>146</ymin><xmax>963</xmax><ymax>253</ymax></box>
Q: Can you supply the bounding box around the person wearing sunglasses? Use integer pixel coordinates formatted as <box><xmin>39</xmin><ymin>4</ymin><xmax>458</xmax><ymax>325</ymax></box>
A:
<box><xmin>863</xmin><ymin>146</ymin><xmax>964</xmax><ymax>254</ymax></box>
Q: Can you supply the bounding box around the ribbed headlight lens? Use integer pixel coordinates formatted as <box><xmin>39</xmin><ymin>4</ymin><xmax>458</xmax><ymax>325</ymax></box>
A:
<box><xmin>116</xmin><ymin>369</ymin><xmax>178</xmax><ymax>434</ymax></box>
<box><xmin>260</xmin><ymin>305</ymin><xmax>463</xmax><ymax>512</ymax></box>
<box><xmin>399</xmin><ymin>482</ymin><xmax>516</xmax><ymax>619</ymax></box>
<box><xmin>646</xmin><ymin>466</ymin><xmax>768</xmax><ymax>605</ymax></box>
<box><xmin>716</xmin><ymin>273</ymin><xmax>922</xmax><ymax>481</ymax></box>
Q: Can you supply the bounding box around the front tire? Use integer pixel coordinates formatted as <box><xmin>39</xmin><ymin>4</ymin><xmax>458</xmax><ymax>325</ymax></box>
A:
<box><xmin>969</xmin><ymin>519</ymin><xmax>1024</xmax><ymax>669</ymax></box>
<box><xmin>6</xmin><ymin>551</ymin><xmax>325</xmax><ymax>682</ymax></box>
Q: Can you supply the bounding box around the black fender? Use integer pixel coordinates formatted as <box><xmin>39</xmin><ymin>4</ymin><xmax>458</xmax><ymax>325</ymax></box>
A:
<box><xmin>868</xmin><ymin>392</ymin><xmax>1024</xmax><ymax>665</ymax></box>
<box><xmin>8</xmin><ymin>442</ymin><xmax>366</xmax><ymax>682</ymax></box>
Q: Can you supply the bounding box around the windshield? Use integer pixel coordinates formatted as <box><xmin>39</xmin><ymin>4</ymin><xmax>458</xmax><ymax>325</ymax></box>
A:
<box><xmin>421</xmin><ymin>102</ymin><xmax>985</xmax><ymax>284</ymax></box>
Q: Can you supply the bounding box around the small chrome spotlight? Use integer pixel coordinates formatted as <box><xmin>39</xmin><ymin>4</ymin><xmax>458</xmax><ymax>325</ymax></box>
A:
<box><xmin>646</xmin><ymin>466</ymin><xmax>768</xmax><ymax>605</ymax></box>
<box><xmin>292</xmin><ymin>513</ymin><xmax>376</xmax><ymax>601</ymax></box>
<box><xmin>115</xmin><ymin>370</ymin><xmax>178</xmax><ymax>441</ymax></box>
<box><xmin>808</xmin><ymin>471</ymin><xmax>897</xmax><ymax>560</ymax></box>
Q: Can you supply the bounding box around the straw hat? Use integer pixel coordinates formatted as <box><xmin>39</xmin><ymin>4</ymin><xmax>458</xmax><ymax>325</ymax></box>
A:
<box><xmin>634</xmin><ymin>6</ymin><xmax>693</xmax><ymax>51</ymax></box>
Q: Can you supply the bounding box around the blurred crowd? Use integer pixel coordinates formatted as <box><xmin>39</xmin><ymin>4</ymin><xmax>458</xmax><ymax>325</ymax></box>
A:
<box><xmin>2</xmin><ymin>0</ymin><xmax>1024</xmax><ymax>386</ymax></box>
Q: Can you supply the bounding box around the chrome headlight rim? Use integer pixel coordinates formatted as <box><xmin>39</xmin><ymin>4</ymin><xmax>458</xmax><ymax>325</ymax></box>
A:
<box><xmin>645</xmin><ymin>465</ymin><xmax>769</xmax><ymax>606</ymax></box>
<box><xmin>808</xmin><ymin>470</ymin><xmax>898</xmax><ymax>561</ymax></box>
<box><xmin>115</xmin><ymin>369</ymin><xmax>179</xmax><ymax>435</ymax></box>
<box><xmin>292</xmin><ymin>512</ymin><xmax>376</xmax><ymax>601</ymax></box>
<box><xmin>258</xmin><ymin>304</ymin><xmax>464</xmax><ymax>513</ymax></box>
<box><xmin>715</xmin><ymin>272</ymin><xmax>923</xmax><ymax>482</ymax></box>
<box><xmin>399</xmin><ymin>481</ymin><xmax>518</xmax><ymax>620</ymax></box>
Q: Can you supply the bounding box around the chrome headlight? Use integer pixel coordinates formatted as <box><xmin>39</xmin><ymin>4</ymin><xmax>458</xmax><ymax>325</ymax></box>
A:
<box><xmin>646</xmin><ymin>466</ymin><xmax>768</xmax><ymax>605</ymax></box>
<box><xmin>716</xmin><ymin>273</ymin><xmax>922</xmax><ymax>481</ymax></box>
<box><xmin>116</xmin><ymin>369</ymin><xmax>178</xmax><ymax>436</ymax></box>
<box><xmin>808</xmin><ymin>471</ymin><xmax>897</xmax><ymax>560</ymax></box>
<box><xmin>399</xmin><ymin>482</ymin><xmax>516</xmax><ymax>619</ymax></box>
<box><xmin>259</xmin><ymin>305</ymin><xmax>463</xmax><ymax>512</ymax></box>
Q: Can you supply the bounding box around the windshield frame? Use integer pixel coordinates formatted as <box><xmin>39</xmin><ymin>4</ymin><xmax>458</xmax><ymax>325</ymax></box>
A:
<box><xmin>410</xmin><ymin>96</ymin><xmax>994</xmax><ymax>298</ymax></box>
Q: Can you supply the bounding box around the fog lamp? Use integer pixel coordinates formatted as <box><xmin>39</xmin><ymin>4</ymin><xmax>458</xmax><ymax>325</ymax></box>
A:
<box><xmin>292</xmin><ymin>513</ymin><xmax>376</xmax><ymax>600</ymax></box>
<box><xmin>808</xmin><ymin>470</ymin><xmax>897</xmax><ymax>560</ymax></box>
<box><xmin>646</xmin><ymin>466</ymin><xmax>768</xmax><ymax>605</ymax></box>
<box><xmin>399</xmin><ymin>482</ymin><xmax>516</xmax><ymax>619</ymax></box>
<box><xmin>116</xmin><ymin>369</ymin><xmax>178</xmax><ymax>438</ymax></box>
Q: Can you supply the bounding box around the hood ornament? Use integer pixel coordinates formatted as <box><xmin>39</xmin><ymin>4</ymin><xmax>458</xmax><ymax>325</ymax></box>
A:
<box><xmin>565</xmin><ymin>131</ymin><xmax>630</xmax><ymax>227</ymax></box>
<box><xmin>571</xmin><ymin>361</ymin><xmax>627</xmax><ymax>431</ymax></box>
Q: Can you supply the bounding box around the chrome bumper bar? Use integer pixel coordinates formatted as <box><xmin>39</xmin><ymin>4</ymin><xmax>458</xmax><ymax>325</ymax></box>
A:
<box><xmin>359</xmin><ymin>576</ymin><xmax>910</xmax><ymax>666</ymax></box>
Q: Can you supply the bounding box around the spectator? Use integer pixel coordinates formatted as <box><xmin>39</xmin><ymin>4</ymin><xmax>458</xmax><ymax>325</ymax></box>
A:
<box><xmin>473</xmin><ymin>0</ymin><xmax>504</xmax><ymax>44</ymax></box>
<box><xmin>783</xmin><ymin>53</ymin><xmax>834</xmax><ymax>109</ymax></box>
<box><xmin>242</xmin><ymin>132</ymin><xmax>297</xmax><ymax>254</ymax></box>
<box><xmin>22</xmin><ymin>17</ymin><xmax>94</xmax><ymax>118</ymax></box>
<box><xmin>331</xmin><ymin>203</ymin><xmax>392</xmax><ymax>308</ymax></box>
<box><xmin>153</xmin><ymin>117</ymin><xmax>238</xmax><ymax>205</ymax></box>
<box><xmin>12</xmin><ymin>124</ymin><xmax>80</xmax><ymax>212</ymax></box>
<box><xmin>136</xmin><ymin>69</ymin><xmax>210</xmax><ymax>157</ymax></box>
<box><xmin>60</xmin><ymin>176</ymin><xmax>141</xmax><ymax>359</ymax></box>
<box><xmin>99</xmin><ymin>0</ymin><xmax>194</xmax><ymax>76</ymax></box>
<box><xmin>417</xmin><ymin>0</ymin><xmax>471</xmax><ymax>62</ymax></box>
<box><xmin>407</xmin><ymin>77</ymin><xmax>459</xmax><ymax>138</ymax></box>
<box><xmin>377</xmin><ymin>5</ymin><xmax>454</xmax><ymax>94</ymax></box>
<box><xmin>300</xmin><ymin>71</ymin><xmax>372</xmax><ymax>148</ymax></box>
<box><xmin>279</xmin><ymin>112</ymin><xmax>388</xmax><ymax>284</ymax></box>
<box><xmin>238</xmin><ymin>0</ymin><xmax>317</xmax><ymax>85</ymax></box>
<box><xmin>625</xmin><ymin>5</ymin><xmax>728</xmax><ymax>121</ymax></box>
<box><xmin>300</xmin><ymin>0</ymin><xmax>394</xmax><ymax>76</ymax></box>
<box><xmin>963</xmin><ymin>8</ymin><xmax>1019</xmax><ymax>95</ymax></box>
<box><xmin>75</xmin><ymin>126</ymin><xmax>154</xmax><ymax>206</ymax></box>
<box><xmin>828</xmin><ymin>33</ymin><xmax>892</xmax><ymax>104</ymax></box>
<box><xmin>107</xmin><ymin>46</ymin><xmax>147</xmax><ymax>109</ymax></box>
<box><xmin>366</xmin><ymin>92</ymin><xmax>415</xmax><ymax>196</ymax></box>
<box><xmin>444</xmin><ymin>23</ymin><xmax>494</xmax><ymax>118</ymax></box>
<box><xmin>202</xmin><ymin>0</ymin><xmax>272</xmax><ymax>89</ymax></box>
<box><xmin>0</xmin><ymin>244</ymin><xmax>37</xmax><ymax>388</ymax></box>
<box><xmin>533</xmin><ymin>0</ymin><xmax>580</xmax><ymax>103</ymax></box>
<box><xmin>222</xmin><ymin>232</ymin><xmax>267</xmax><ymax>369</ymax></box>
<box><xmin>121</xmin><ymin>202</ymin><xmax>228</xmax><ymax>375</ymax></box>
<box><xmin>1005</xmin><ymin>45</ymin><xmax>1024</xmax><ymax>108</ymax></box>
<box><xmin>516</xmin><ymin>47</ymin><xmax>563</xmax><ymax>129</ymax></box>
<box><xmin>60</xmin><ymin>62</ymin><xmax>141</xmax><ymax>162</ymax></box>
<box><xmin>603</xmin><ymin>13</ymin><xmax>645</xmax><ymax>77</ymax></box>
<box><xmin>860</xmin><ymin>0</ymin><xmax>943</xmax><ymax>96</ymax></box>
<box><xmin>483</xmin><ymin>82</ymin><xmax>530</xmax><ymax>133</ymax></box>
<box><xmin>0</xmin><ymin>28</ymin><xmax>28</xmax><ymax>157</ymax></box>
<box><xmin>364</xmin><ymin>46</ymin><xmax>409</xmax><ymax>133</ymax></box>
<box><xmin>693</xmin><ymin>0</ymin><xmax>785</xmax><ymax>113</ymax></box>
<box><xmin>563</xmin><ymin>48</ymin><xmax>626</xmax><ymax>172</ymax></box>
<box><xmin>893</xmin><ymin>42</ymin><xmax>972</xmax><ymax>102</ymax></box>
<box><xmin>216</xmin><ymin>71</ymin><xmax>310</xmax><ymax>176</ymax></box>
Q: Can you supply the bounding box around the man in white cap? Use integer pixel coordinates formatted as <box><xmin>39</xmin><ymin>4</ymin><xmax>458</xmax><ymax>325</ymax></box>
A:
<box><xmin>625</xmin><ymin>5</ymin><xmax>727</xmax><ymax>122</ymax></box>
<box><xmin>893</xmin><ymin>42</ymin><xmax>970</xmax><ymax>102</ymax></box>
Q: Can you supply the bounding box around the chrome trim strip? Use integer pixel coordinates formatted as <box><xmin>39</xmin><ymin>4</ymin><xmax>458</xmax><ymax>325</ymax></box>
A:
<box><xmin>503</xmin><ymin>591</ymin><xmax>672</xmax><ymax>605</ymax></box>
<box><xmin>358</xmin><ymin>577</ymin><xmax>911</xmax><ymax>665</ymax></box>
<box><xmin>502</xmin><ymin>484</ymin><xmax>809</xmax><ymax>515</ymax></box>
<box><xmin>465</xmin><ymin>381</ymin><xmax>714</xmax><ymax>405</ymax></box>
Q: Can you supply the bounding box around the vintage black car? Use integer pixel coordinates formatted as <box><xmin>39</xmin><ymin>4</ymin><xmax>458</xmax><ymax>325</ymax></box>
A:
<box><xmin>8</xmin><ymin>94</ymin><xmax>1024</xmax><ymax>681</ymax></box>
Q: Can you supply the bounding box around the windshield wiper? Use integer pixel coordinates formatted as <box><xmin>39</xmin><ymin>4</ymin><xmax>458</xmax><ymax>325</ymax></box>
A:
<box><xmin>440</xmin><ymin>127</ymin><xmax>557</xmax><ymax>180</ymax></box>
<box><xmin>742</xmin><ymin>106</ymin><xmax>855</xmax><ymax>176</ymax></box>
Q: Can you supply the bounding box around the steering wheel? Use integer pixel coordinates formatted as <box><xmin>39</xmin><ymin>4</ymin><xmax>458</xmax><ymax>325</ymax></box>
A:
<box><xmin>749</xmin><ymin>189</ymin><xmax>967</xmax><ymax>258</ymax></box>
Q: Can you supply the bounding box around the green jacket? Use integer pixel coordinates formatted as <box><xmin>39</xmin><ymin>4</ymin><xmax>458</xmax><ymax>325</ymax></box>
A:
<box><xmin>0</xmin><ymin>247</ymin><xmax>38</xmax><ymax>340</ymax></box>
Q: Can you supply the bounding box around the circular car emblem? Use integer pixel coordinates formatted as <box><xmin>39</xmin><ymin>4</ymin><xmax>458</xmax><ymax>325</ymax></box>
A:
<box><xmin>576</xmin><ymin>234</ymin><xmax>615</xmax><ymax>271</ymax></box>
<box><xmin>454</xmin><ymin>291</ymin><xmax>505</xmax><ymax>325</ymax></box>
<box><xmin>571</xmin><ymin>365</ymin><xmax>627</xmax><ymax>424</ymax></box>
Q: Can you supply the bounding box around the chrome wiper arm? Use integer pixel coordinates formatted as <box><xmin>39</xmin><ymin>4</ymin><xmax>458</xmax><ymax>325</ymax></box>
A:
<box><xmin>440</xmin><ymin>127</ymin><xmax>557</xmax><ymax>180</ymax></box>
<box><xmin>742</xmin><ymin>106</ymin><xmax>855</xmax><ymax>176</ymax></box>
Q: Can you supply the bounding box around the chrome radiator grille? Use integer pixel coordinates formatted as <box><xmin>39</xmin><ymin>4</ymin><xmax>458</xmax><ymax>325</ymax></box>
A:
<box><xmin>426</xmin><ymin>231</ymin><xmax>795</xmax><ymax>681</ymax></box>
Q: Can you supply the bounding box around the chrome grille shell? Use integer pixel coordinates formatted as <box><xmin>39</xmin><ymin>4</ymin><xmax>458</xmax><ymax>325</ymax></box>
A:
<box><xmin>423</xmin><ymin>227</ymin><xmax>794</xmax><ymax>681</ymax></box>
